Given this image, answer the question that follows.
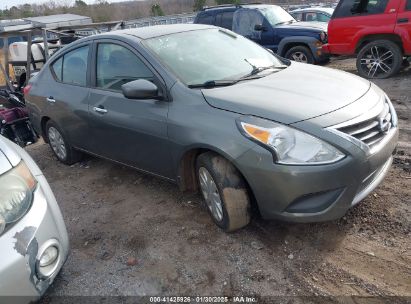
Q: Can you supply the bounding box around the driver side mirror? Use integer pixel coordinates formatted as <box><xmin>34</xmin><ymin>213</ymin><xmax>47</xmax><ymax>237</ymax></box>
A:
<box><xmin>121</xmin><ymin>79</ymin><xmax>162</xmax><ymax>100</ymax></box>
<box><xmin>254</xmin><ymin>24</ymin><xmax>267</xmax><ymax>31</ymax></box>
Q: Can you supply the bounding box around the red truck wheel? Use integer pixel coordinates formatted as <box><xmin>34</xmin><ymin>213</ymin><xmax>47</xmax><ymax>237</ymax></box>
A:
<box><xmin>356</xmin><ymin>40</ymin><xmax>403</xmax><ymax>79</ymax></box>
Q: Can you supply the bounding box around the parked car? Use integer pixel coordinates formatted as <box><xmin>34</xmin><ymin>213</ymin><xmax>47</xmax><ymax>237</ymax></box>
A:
<box><xmin>323</xmin><ymin>0</ymin><xmax>411</xmax><ymax>78</ymax></box>
<box><xmin>289</xmin><ymin>7</ymin><xmax>334</xmax><ymax>22</ymax></box>
<box><xmin>194</xmin><ymin>4</ymin><xmax>329</xmax><ymax>64</ymax></box>
<box><xmin>0</xmin><ymin>135</ymin><xmax>69</xmax><ymax>302</ymax></box>
<box><xmin>25</xmin><ymin>25</ymin><xmax>398</xmax><ymax>232</ymax></box>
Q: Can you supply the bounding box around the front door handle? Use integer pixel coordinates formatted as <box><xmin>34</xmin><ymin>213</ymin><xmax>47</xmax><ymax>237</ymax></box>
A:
<box><xmin>397</xmin><ymin>18</ymin><xmax>409</xmax><ymax>23</ymax></box>
<box><xmin>46</xmin><ymin>96</ymin><xmax>56</xmax><ymax>103</ymax></box>
<box><xmin>93</xmin><ymin>106</ymin><xmax>108</xmax><ymax>114</ymax></box>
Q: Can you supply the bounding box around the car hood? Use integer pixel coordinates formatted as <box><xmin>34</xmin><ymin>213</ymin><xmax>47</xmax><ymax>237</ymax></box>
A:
<box><xmin>276</xmin><ymin>21</ymin><xmax>327</xmax><ymax>32</ymax></box>
<box><xmin>0</xmin><ymin>136</ymin><xmax>22</xmax><ymax>174</ymax></box>
<box><xmin>201</xmin><ymin>62</ymin><xmax>371</xmax><ymax>125</ymax></box>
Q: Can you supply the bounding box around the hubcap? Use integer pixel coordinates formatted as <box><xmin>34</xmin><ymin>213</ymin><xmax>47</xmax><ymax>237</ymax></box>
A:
<box><xmin>291</xmin><ymin>52</ymin><xmax>308</xmax><ymax>63</ymax></box>
<box><xmin>48</xmin><ymin>127</ymin><xmax>67</xmax><ymax>160</ymax></box>
<box><xmin>198</xmin><ymin>167</ymin><xmax>223</xmax><ymax>222</ymax></box>
<box><xmin>360</xmin><ymin>45</ymin><xmax>394</xmax><ymax>78</ymax></box>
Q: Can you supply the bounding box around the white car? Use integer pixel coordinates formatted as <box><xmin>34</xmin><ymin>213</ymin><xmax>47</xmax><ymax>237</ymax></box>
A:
<box><xmin>0</xmin><ymin>135</ymin><xmax>68</xmax><ymax>302</ymax></box>
<box><xmin>290</xmin><ymin>7</ymin><xmax>334</xmax><ymax>22</ymax></box>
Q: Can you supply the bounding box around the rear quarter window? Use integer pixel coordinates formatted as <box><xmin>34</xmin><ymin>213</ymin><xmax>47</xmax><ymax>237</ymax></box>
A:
<box><xmin>406</xmin><ymin>0</ymin><xmax>411</xmax><ymax>10</ymax></box>
<box><xmin>50</xmin><ymin>45</ymin><xmax>89</xmax><ymax>86</ymax></box>
<box><xmin>51</xmin><ymin>57</ymin><xmax>63</xmax><ymax>81</ymax></box>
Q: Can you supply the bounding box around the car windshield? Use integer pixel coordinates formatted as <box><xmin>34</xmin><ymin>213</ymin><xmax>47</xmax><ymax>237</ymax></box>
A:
<box><xmin>259</xmin><ymin>6</ymin><xmax>295</xmax><ymax>26</ymax></box>
<box><xmin>144</xmin><ymin>29</ymin><xmax>285</xmax><ymax>87</ymax></box>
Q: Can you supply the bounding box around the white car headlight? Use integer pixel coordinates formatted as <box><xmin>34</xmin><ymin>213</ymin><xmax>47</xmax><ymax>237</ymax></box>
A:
<box><xmin>0</xmin><ymin>161</ymin><xmax>36</xmax><ymax>235</ymax></box>
<box><xmin>238</xmin><ymin>117</ymin><xmax>345</xmax><ymax>165</ymax></box>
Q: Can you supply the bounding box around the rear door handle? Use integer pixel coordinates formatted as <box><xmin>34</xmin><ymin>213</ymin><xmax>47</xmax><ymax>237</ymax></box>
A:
<box><xmin>93</xmin><ymin>106</ymin><xmax>108</xmax><ymax>114</ymax></box>
<box><xmin>46</xmin><ymin>96</ymin><xmax>56</xmax><ymax>103</ymax></box>
<box><xmin>397</xmin><ymin>18</ymin><xmax>409</xmax><ymax>23</ymax></box>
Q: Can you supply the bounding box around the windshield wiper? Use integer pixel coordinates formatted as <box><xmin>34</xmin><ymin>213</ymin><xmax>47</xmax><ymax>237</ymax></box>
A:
<box><xmin>188</xmin><ymin>79</ymin><xmax>239</xmax><ymax>89</ymax></box>
<box><xmin>275</xmin><ymin>20</ymin><xmax>295</xmax><ymax>26</ymax></box>
<box><xmin>241</xmin><ymin>59</ymin><xmax>288</xmax><ymax>79</ymax></box>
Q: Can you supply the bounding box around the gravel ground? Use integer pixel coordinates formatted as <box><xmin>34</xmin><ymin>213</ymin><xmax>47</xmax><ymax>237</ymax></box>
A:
<box><xmin>30</xmin><ymin>58</ymin><xmax>410</xmax><ymax>302</ymax></box>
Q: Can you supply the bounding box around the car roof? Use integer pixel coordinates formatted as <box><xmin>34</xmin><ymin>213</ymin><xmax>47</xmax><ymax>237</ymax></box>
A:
<box><xmin>290</xmin><ymin>7</ymin><xmax>334</xmax><ymax>14</ymax></box>
<box><xmin>104</xmin><ymin>24</ymin><xmax>214</xmax><ymax>40</ymax></box>
<box><xmin>201</xmin><ymin>4</ymin><xmax>279</xmax><ymax>13</ymax></box>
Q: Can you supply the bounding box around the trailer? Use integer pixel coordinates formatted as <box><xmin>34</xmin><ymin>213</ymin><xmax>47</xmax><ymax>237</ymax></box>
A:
<box><xmin>0</xmin><ymin>14</ymin><xmax>124</xmax><ymax>91</ymax></box>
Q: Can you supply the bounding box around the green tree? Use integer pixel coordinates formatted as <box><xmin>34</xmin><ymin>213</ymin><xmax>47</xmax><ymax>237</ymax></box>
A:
<box><xmin>193</xmin><ymin>0</ymin><xmax>206</xmax><ymax>11</ymax></box>
<box><xmin>20</xmin><ymin>4</ymin><xmax>34</xmax><ymax>17</ymax></box>
<box><xmin>75</xmin><ymin>0</ymin><xmax>88</xmax><ymax>7</ymax></box>
<box><xmin>151</xmin><ymin>4</ymin><xmax>164</xmax><ymax>16</ymax></box>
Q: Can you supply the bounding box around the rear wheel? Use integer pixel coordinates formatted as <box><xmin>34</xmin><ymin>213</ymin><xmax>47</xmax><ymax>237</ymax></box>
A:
<box><xmin>196</xmin><ymin>152</ymin><xmax>251</xmax><ymax>232</ymax></box>
<box><xmin>46</xmin><ymin>120</ymin><xmax>82</xmax><ymax>165</ymax></box>
<box><xmin>356</xmin><ymin>40</ymin><xmax>402</xmax><ymax>79</ymax></box>
<box><xmin>285</xmin><ymin>45</ymin><xmax>315</xmax><ymax>64</ymax></box>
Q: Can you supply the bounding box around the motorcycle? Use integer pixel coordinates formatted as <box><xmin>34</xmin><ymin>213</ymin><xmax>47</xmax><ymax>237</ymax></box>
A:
<box><xmin>0</xmin><ymin>89</ymin><xmax>38</xmax><ymax>147</ymax></box>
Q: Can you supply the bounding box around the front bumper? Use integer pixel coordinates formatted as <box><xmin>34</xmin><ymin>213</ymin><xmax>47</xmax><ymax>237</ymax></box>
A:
<box><xmin>235</xmin><ymin>127</ymin><xmax>398</xmax><ymax>223</ymax></box>
<box><xmin>309</xmin><ymin>41</ymin><xmax>330</xmax><ymax>63</ymax></box>
<box><xmin>321</xmin><ymin>43</ymin><xmax>331</xmax><ymax>54</ymax></box>
<box><xmin>0</xmin><ymin>173</ymin><xmax>69</xmax><ymax>302</ymax></box>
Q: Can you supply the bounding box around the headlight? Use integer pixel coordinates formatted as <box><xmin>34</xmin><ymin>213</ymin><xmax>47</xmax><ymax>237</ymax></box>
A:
<box><xmin>320</xmin><ymin>31</ymin><xmax>327</xmax><ymax>43</ymax></box>
<box><xmin>237</xmin><ymin>117</ymin><xmax>345</xmax><ymax>165</ymax></box>
<box><xmin>0</xmin><ymin>161</ymin><xmax>36</xmax><ymax>235</ymax></box>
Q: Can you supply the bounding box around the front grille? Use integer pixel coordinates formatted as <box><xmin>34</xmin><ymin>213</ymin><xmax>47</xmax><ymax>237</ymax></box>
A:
<box><xmin>337</xmin><ymin>100</ymin><xmax>393</xmax><ymax>148</ymax></box>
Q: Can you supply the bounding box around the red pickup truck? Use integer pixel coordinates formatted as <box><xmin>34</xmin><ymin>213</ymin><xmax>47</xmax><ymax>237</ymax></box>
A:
<box><xmin>323</xmin><ymin>0</ymin><xmax>411</xmax><ymax>78</ymax></box>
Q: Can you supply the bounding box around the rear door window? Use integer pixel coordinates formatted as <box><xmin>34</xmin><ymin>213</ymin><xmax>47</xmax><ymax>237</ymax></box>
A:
<box><xmin>96</xmin><ymin>43</ymin><xmax>154</xmax><ymax>92</ymax></box>
<box><xmin>197</xmin><ymin>13</ymin><xmax>215</xmax><ymax>25</ymax></box>
<box><xmin>334</xmin><ymin>0</ymin><xmax>389</xmax><ymax>17</ymax></box>
<box><xmin>291</xmin><ymin>12</ymin><xmax>303</xmax><ymax>21</ymax></box>
<box><xmin>221</xmin><ymin>12</ymin><xmax>234</xmax><ymax>29</ymax></box>
<box><xmin>406</xmin><ymin>0</ymin><xmax>411</xmax><ymax>10</ymax></box>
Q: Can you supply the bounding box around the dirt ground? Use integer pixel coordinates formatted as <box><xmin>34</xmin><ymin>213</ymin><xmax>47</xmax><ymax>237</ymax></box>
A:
<box><xmin>29</xmin><ymin>58</ymin><xmax>410</xmax><ymax>303</ymax></box>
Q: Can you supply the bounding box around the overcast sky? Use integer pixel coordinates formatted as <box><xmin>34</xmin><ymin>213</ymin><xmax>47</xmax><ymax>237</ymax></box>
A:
<box><xmin>1</xmin><ymin>0</ymin><xmax>131</xmax><ymax>10</ymax></box>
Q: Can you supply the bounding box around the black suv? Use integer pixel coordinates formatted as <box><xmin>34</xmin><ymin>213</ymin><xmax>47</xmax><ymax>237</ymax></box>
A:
<box><xmin>194</xmin><ymin>4</ymin><xmax>329</xmax><ymax>64</ymax></box>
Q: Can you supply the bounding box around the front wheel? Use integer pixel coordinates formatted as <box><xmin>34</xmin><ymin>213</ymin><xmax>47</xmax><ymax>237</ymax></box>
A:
<box><xmin>196</xmin><ymin>152</ymin><xmax>251</xmax><ymax>232</ymax></box>
<box><xmin>284</xmin><ymin>45</ymin><xmax>315</xmax><ymax>64</ymax></box>
<box><xmin>356</xmin><ymin>40</ymin><xmax>403</xmax><ymax>79</ymax></box>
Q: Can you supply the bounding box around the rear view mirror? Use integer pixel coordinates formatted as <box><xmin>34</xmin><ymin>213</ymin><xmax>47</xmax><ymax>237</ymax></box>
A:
<box><xmin>121</xmin><ymin>79</ymin><xmax>160</xmax><ymax>100</ymax></box>
<box><xmin>254</xmin><ymin>24</ymin><xmax>266</xmax><ymax>31</ymax></box>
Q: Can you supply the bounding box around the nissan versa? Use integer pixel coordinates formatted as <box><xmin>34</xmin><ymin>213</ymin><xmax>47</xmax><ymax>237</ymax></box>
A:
<box><xmin>25</xmin><ymin>25</ymin><xmax>398</xmax><ymax>232</ymax></box>
<box><xmin>0</xmin><ymin>135</ymin><xmax>69</xmax><ymax>301</ymax></box>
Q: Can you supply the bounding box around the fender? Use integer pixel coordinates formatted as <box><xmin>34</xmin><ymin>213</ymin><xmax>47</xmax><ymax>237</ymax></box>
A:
<box><xmin>277</xmin><ymin>36</ymin><xmax>321</xmax><ymax>58</ymax></box>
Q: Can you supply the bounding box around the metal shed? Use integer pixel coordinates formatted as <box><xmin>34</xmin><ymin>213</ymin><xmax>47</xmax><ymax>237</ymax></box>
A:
<box><xmin>23</xmin><ymin>14</ymin><xmax>92</xmax><ymax>30</ymax></box>
<box><xmin>0</xmin><ymin>14</ymin><xmax>117</xmax><ymax>90</ymax></box>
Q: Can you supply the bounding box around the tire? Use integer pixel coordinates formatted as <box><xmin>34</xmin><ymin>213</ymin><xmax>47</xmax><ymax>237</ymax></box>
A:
<box><xmin>356</xmin><ymin>40</ymin><xmax>402</xmax><ymax>79</ymax></box>
<box><xmin>196</xmin><ymin>152</ymin><xmax>251</xmax><ymax>232</ymax></box>
<box><xmin>46</xmin><ymin>120</ymin><xmax>82</xmax><ymax>165</ymax></box>
<box><xmin>284</xmin><ymin>45</ymin><xmax>315</xmax><ymax>64</ymax></box>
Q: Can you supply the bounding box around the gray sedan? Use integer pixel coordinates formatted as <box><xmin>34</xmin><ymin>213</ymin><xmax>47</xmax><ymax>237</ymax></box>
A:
<box><xmin>25</xmin><ymin>24</ymin><xmax>398</xmax><ymax>232</ymax></box>
<box><xmin>0</xmin><ymin>135</ymin><xmax>68</xmax><ymax>301</ymax></box>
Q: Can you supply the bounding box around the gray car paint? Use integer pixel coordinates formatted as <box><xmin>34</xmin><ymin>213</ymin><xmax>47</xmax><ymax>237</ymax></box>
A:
<box><xmin>0</xmin><ymin>136</ymin><xmax>69</xmax><ymax>301</ymax></box>
<box><xmin>26</xmin><ymin>24</ymin><xmax>398</xmax><ymax>222</ymax></box>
